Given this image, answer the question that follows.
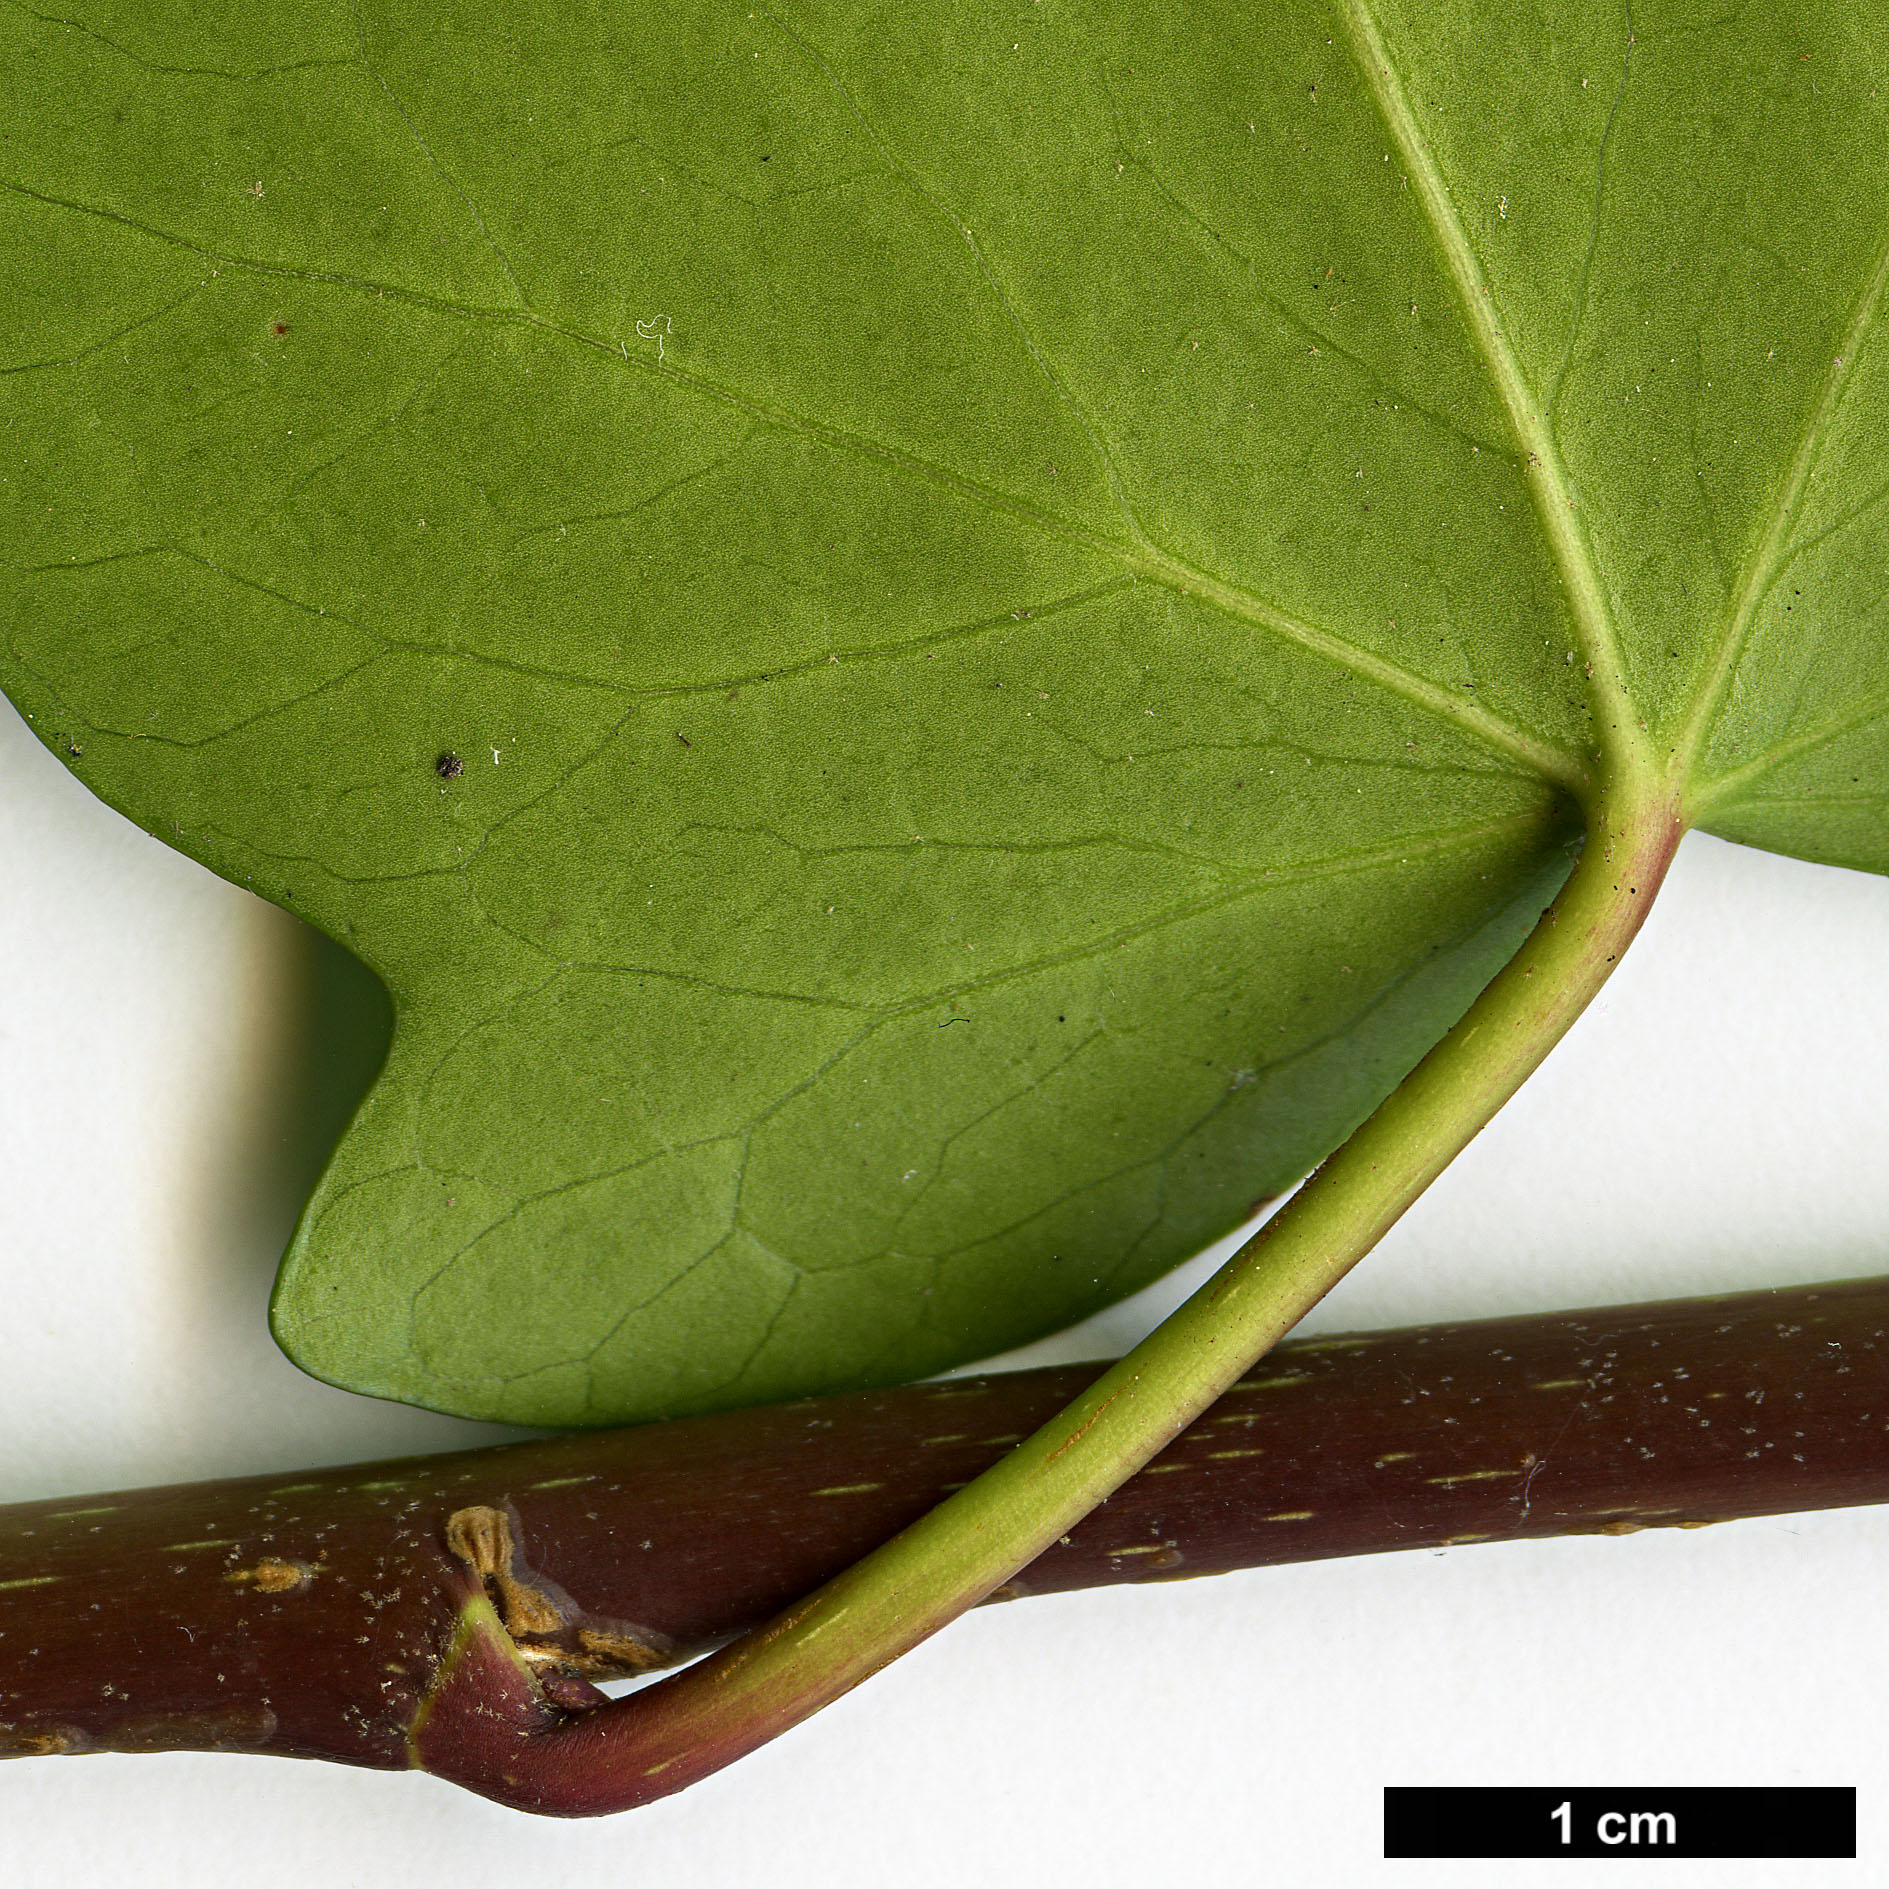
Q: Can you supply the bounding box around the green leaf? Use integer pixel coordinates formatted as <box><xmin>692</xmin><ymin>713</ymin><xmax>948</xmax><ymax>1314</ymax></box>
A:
<box><xmin>2</xmin><ymin>0</ymin><xmax>1884</xmax><ymax>1425</ymax></box>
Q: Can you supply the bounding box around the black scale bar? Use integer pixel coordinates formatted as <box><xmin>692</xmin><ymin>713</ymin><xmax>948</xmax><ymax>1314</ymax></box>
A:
<box><xmin>1384</xmin><ymin>1786</ymin><xmax>1855</xmax><ymax>1858</ymax></box>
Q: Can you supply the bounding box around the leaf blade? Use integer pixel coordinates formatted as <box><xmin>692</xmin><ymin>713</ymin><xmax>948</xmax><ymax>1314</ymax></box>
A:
<box><xmin>6</xmin><ymin>0</ymin><xmax>1885</xmax><ymax>1421</ymax></box>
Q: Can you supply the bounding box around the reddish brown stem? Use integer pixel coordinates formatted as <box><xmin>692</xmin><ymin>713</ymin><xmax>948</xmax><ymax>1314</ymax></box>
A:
<box><xmin>2</xmin><ymin>1275</ymin><xmax>1885</xmax><ymax>1804</ymax></box>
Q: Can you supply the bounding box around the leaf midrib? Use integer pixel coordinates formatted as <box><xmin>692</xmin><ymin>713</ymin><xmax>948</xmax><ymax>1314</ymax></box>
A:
<box><xmin>1336</xmin><ymin>0</ymin><xmax>1641</xmax><ymax>797</ymax></box>
<box><xmin>1338</xmin><ymin>0</ymin><xmax>1889</xmax><ymax>826</ymax></box>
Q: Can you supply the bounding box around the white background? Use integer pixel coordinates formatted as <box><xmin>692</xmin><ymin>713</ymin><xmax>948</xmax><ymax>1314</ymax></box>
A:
<box><xmin>0</xmin><ymin>691</ymin><xmax>1884</xmax><ymax>1886</ymax></box>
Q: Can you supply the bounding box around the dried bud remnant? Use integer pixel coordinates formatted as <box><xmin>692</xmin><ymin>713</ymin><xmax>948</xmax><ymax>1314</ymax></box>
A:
<box><xmin>445</xmin><ymin>1506</ymin><xmax>567</xmax><ymax>1639</ymax></box>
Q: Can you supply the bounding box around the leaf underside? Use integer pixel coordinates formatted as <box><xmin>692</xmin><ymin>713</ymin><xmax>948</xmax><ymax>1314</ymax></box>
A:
<box><xmin>3</xmin><ymin>0</ymin><xmax>1886</xmax><ymax>1424</ymax></box>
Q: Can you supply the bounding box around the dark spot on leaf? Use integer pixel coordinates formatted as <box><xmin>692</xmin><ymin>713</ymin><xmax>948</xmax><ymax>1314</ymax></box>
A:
<box><xmin>435</xmin><ymin>752</ymin><xmax>463</xmax><ymax>780</ymax></box>
<box><xmin>272</xmin><ymin>322</ymin><xmax>290</xmax><ymax>336</ymax></box>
